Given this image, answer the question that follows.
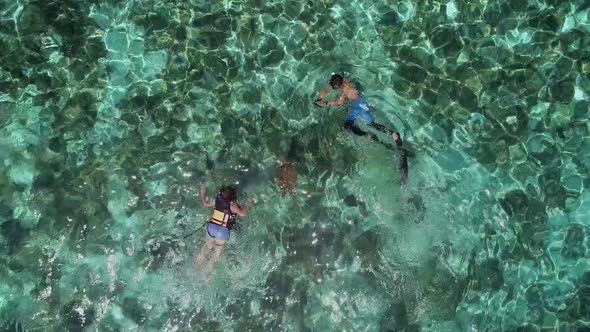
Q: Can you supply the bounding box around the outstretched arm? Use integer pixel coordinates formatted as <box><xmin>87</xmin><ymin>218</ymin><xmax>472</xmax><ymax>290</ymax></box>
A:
<box><xmin>318</xmin><ymin>86</ymin><xmax>332</xmax><ymax>100</ymax></box>
<box><xmin>230</xmin><ymin>201</ymin><xmax>250</xmax><ymax>217</ymax></box>
<box><xmin>200</xmin><ymin>185</ymin><xmax>215</xmax><ymax>207</ymax></box>
<box><xmin>324</xmin><ymin>91</ymin><xmax>347</xmax><ymax>106</ymax></box>
<box><xmin>315</xmin><ymin>86</ymin><xmax>332</xmax><ymax>107</ymax></box>
<box><xmin>316</xmin><ymin>89</ymin><xmax>347</xmax><ymax>107</ymax></box>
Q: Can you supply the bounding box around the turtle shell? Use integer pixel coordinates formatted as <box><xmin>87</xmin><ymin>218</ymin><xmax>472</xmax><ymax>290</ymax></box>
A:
<box><xmin>277</xmin><ymin>161</ymin><xmax>297</xmax><ymax>193</ymax></box>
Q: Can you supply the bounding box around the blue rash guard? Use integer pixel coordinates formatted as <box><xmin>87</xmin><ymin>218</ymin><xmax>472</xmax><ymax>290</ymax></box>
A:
<box><xmin>345</xmin><ymin>97</ymin><xmax>375</xmax><ymax>124</ymax></box>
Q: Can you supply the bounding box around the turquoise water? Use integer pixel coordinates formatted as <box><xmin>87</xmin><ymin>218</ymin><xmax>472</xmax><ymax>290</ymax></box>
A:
<box><xmin>1</xmin><ymin>0</ymin><xmax>589</xmax><ymax>330</ymax></box>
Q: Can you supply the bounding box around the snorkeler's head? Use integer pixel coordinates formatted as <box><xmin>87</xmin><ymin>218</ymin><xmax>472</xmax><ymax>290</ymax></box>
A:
<box><xmin>329</xmin><ymin>74</ymin><xmax>343</xmax><ymax>89</ymax></box>
<box><xmin>220</xmin><ymin>185</ymin><xmax>237</xmax><ymax>201</ymax></box>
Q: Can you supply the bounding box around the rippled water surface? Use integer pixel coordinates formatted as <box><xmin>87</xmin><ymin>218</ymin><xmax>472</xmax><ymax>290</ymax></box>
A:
<box><xmin>1</xmin><ymin>0</ymin><xmax>590</xmax><ymax>331</ymax></box>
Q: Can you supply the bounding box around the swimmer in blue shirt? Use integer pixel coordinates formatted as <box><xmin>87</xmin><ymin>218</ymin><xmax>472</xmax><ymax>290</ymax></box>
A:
<box><xmin>315</xmin><ymin>74</ymin><xmax>408</xmax><ymax>184</ymax></box>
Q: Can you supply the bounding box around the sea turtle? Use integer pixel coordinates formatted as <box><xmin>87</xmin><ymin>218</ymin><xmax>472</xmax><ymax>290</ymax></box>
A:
<box><xmin>277</xmin><ymin>156</ymin><xmax>297</xmax><ymax>194</ymax></box>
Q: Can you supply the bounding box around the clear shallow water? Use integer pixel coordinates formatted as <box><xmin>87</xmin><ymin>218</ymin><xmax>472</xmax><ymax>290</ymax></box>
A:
<box><xmin>0</xmin><ymin>0</ymin><xmax>589</xmax><ymax>331</ymax></box>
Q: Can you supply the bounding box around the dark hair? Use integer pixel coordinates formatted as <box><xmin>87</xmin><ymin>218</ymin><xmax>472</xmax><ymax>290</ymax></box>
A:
<box><xmin>329</xmin><ymin>74</ymin><xmax>343</xmax><ymax>89</ymax></box>
<box><xmin>220</xmin><ymin>186</ymin><xmax>237</xmax><ymax>201</ymax></box>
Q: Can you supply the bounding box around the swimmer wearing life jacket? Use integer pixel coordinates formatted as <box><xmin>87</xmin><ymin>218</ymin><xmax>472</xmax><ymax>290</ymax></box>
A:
<box><xmin>315</xmin><ymin>74</ymin><xmax>409</xmax><ymax>184</ymax></box>
<box><xmin>195</xmin><ymin>185</ymin><xmax>250</xmax><ymax>276</ymax></box>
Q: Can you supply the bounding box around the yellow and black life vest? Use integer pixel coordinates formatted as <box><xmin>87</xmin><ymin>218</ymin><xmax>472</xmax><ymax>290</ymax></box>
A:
<box><xmin>210</xmin><ymin>209</ymin><xmax>232</xmax><ymax>227</ymax></box>
<box><xmin>209</xmin><ymin>194</ymin><xmax>237</xmax><ymax>228</ymax></box>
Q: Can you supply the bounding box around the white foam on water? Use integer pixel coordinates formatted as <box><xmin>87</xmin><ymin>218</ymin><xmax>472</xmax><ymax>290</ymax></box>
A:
<box><xmin>446</xmin><ymin>1</ymin><xmax>458</xmax><ymax>20</ymax></box>
<box><xmin>574</xmin><ymin>82</ymin><xmax>587</xmax><ymax>101</ymax></box>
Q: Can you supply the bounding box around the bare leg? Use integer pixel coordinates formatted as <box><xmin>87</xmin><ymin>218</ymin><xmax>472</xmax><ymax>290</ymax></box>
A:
<box><xmin>195</xmin><ymin>236</ymin><xmax>215</xmax><ymax>269</ymax></box>
<box><xmin>346</xmin><ymin>120</ymin><xmax>409</xmax><ymax>184</ymax></box>
<box><xmin>344</xmin><ymin>120</ymin><xmax>369</xmax><ymax>137</ymax></box>
<box><xmin>345</xmin><ymin>120</ymin><xmax>384</xmax><ymax>144</ymax></box>
<box><xmin>202</xmin><ymin>239</ymin><xmax>226</xmax><ymax>276</ymax></box>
